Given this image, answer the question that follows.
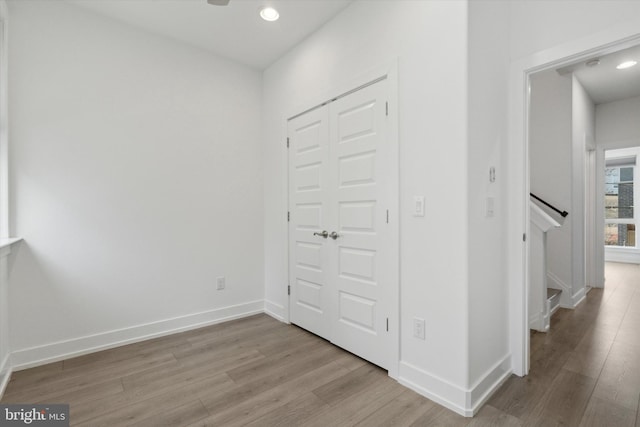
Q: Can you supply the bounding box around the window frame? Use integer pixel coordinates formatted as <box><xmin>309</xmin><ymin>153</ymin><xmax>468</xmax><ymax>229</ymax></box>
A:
<box><xmin>604</xmin><ymin>151</ymin><xmax>640</xmax><ymax>249</ymax></box>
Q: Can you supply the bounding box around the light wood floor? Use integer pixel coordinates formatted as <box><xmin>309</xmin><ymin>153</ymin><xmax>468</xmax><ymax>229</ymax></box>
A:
<box><xmin>2</xmin><ymin>262</ymin><xmax>639</xmax><ymax>426</ymax></box>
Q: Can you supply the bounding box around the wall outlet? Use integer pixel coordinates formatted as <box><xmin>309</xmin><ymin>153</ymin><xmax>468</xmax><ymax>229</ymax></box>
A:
<box><xmin>413</xmin><ymin>317</ymin><xmax>425</xmax><ymax>340</ymax></box>
<box><xmin>216</xmin><ymin>276</ymin><xmax>225</xmax><ymax>290</ymax></box>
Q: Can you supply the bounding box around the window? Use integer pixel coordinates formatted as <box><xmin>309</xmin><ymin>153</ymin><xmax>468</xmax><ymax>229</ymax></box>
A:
<box><xmin>605</xmin><ymin>152</ymin><xmax>638</xmax><ymax>247</ymax></box>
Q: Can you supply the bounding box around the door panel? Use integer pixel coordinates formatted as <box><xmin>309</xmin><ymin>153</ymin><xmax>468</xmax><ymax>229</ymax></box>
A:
<box><xmin>339</xmin><ymin>201</ymin><xmax>376</xmax><ymax>232</ymax></box>
<box><xmin>329</xmin><ymin>79</ymin><xmax>389</xmax><ymax>369</ymax></box>
<box><xmin>288</xmin><ymin>107</ymin><xmax>330</xmax><ymax>340</ymax></box>
<box><xmin>339</xmin><ymin>151</ymin><xmax>376</xmax><ymax>187</ymax></box>
<box><xmin>338</xmin><ymin>291</ymin><xmax>377</xmax><ymax>332</ymax></box>
<box><xmin>339</xmin><ymin>247</ymin><xmax>376</xmax><ymax>282</ymax></box>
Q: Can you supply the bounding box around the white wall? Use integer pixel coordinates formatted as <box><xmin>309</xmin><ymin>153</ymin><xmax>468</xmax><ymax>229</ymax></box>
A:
<box><xmin>572</xmin><ymin>76</ymin><xmax>597</xmax><ymax>289</ymax></box>
<box><xmin>0</xmin><ymin>250</ymin><xmax>9</xmax><ymax>393</ymax></box>
<box><xmin>8</xmin><ymin>1</ymin><xmax>264</xmax><ymax>367</ymax></box>
<box><xmin>0</xmin><ymin>0</ymin><xmax>7</xmax><ymax>239</ymax></box>
<box><xmin>467</xmin><ymin>0</ymin><xmax>511</xmax><ymax>406</ymax></box>
<box><xmin>571</xmin><ymin>76</ymin><xmax>595</xmax><ymax>299</ymax></box>
<box><xmin>509</xmin><ymin>0</ymin><xmax>640</xmax><ymax>60</ymax></box>
<box><xmin>573</xmin><ymin>78</ymin><xmax>596</xmax><ymax>153</ymax></box>
<box><xmin>596</xmin><ymin>96</ymin><xmax>640</xmax><ymax>146</ymax></box>
<box><xmin>263</xmin><ymin>0</ymin><xmax>510</xmax><ymax>415</ymax></box>
<box><xmin>0</xmin><ymin>0</ymin><xmax>12</xmax><ymax>395</ymax></box>
<box><xmin>529</xmin><ymin>70</ymin><xmax>574</xmax><ymax>304</ymax></box>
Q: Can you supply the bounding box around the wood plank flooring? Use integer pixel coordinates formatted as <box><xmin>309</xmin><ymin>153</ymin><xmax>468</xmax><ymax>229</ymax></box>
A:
<box><xmin>2</xmin><ymin>261</ymin><xmax>639</xmax><ymax>426</ymax></box>
<box><xmin>490</xmin><ymin>262</ymin><xmax>640</xmax><ymax>427</ymax></box>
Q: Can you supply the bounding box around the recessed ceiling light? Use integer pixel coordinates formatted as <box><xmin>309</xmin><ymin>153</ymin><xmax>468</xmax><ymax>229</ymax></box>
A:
<box><xmin>616</xmin><ymin>60</ymin><xmax>637</xmax><ymax>70</ymax></box>
<box><xmin>260</xmin><ymin>7</ymin><xmax>279</xmax><ymax>21</ymax></box>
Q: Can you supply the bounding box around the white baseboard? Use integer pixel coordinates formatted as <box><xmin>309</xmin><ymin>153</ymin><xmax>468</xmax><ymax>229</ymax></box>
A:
<box><xmin>11</xmin><ymin>300</ymin><xmax>264</xmax><ymax>371</ymax></box>
<box><xmin>605</xmin><ymin>249</ymin><xmax>640</xmax><ymax>264</ymax></box>
<box><xmin>398</xmin><ymin>361</ymin><xmax>469</xmax><ymax>416</ymax></box>
<box><xmin>529</xmin><ymin>311</ymin><xmax>546</xmax><ymax>332</ymax></box>
<box><xmin>264</xmin><ymin>299</ymin><xmax>286</xmax><ymax>323</ymax></box>
<box><xmin>467</xmin><ymin>354</ymin><xmax>512</xmax><ymax>414</ymax></box>
<box><xmin>0</xmin><ymin>353</ymin><xmax>11</xmax><ymax>398</ymax></box>
<box><xmin>570</xmin><ymin>288</ymin><xmax>586</xmax><ymax>308</ymax></box>
<box><xmin>546</xmin><ymin>272</ymin><xmax>587</xmax><ymax>309</ymax></box>
<box><xmin>398</xmin><ymin>355</ymin><xmax>512</xmax><ymax>417</ymax></box>
<box><xmin>556</xmin><ymin>287</ymin><xmax>586</xmax><ymax>309</ymax></box>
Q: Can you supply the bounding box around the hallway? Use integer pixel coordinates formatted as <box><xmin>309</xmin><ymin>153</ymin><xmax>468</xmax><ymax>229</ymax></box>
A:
<box><xmin>488</xmin><ymin>262</ymin><xmax>640</xmax><ymax>426</ymax></box>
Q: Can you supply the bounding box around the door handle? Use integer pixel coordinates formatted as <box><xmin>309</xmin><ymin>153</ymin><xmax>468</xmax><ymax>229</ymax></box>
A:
<box><xmin>313</xmin><ymin>230</ymin><xmax>329</xmax><ymax>238</ymax></box>
<box><xmin>329</xmin><ymin>231</ymin><xmax>340</xmax><ymax>240</ymax></box>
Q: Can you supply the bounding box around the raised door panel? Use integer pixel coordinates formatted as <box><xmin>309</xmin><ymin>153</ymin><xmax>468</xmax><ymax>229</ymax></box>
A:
<box><xmin>288</xmin><ymin>107</ymin><xmax>331</xmax><ymax>340</ymax></box>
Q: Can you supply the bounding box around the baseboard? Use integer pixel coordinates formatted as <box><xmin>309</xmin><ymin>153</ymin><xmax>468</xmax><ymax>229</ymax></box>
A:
<box><xmin>264</xmin><ymin>299</ymin><xmax>286</xmax><ymax>323</ymax></box>
<box><xmin>398</xmin><ymin>361</ymin><xmax>469</xmax><ymax>416</ymax></box>
<box><xmin>398</xmin><ymin>355</ymin><xmax>512</xmax><ymax>418</ymax></box>
<box><xmin>556</xmin><ymin>287</ymin><xmax>586</xmax><ymax>309</ymax></box>
<box><xmin>547</xmin><ymin>272</ymin><xmax>586</xmax><ymax>309</ymax></box>
<box><xmin>467</xmin><ymin>354</ymin><xmax>512</xmax><ymax>414</ymax></box>
<box><xmin>570</xmin><ymin>288</ymin><xmax>586</xmax><ymax>308</ymax></box>
<box><xmin>529</xmin><ymin>311</ymin><xmax>545</xmax><ymax>332</ymax></box>
<box><xmin>11</xmin><ymin>300</ymin><xmax>264</xmax><ymax>371</ymax></box>
<box><xmin>0</xmin><ymin>353</ymin><xmax>11</xmax><ymax>399</ymax></box>
<box><xmin>605</xmin><ymin>249</ymin><xmax>640</xmax><ymax>264</ymax></box>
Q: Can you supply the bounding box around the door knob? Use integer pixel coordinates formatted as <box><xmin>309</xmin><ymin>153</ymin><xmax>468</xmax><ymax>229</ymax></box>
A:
<box><xmin>329</xmin><ymin>231</ymin><xmax>340</xmax><ymax>240</ymax></box>
<box><xmin>313</xmin><ymin>230</ymin><xmax>329</xmax><ymax>238</ymax></box>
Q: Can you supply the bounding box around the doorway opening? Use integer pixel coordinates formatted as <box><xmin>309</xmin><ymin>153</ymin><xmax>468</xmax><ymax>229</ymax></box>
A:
<box><xmin>511</xmin><ymin>34</ymin><xmax>640</xmax><ymax>376</ymax></box>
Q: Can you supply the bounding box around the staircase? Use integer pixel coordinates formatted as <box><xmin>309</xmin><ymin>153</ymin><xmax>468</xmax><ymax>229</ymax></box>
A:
<box><xmin>529</xmin><ymin>200</ymin><xmax>562</xmax><ymax>332</ymax></box>
<box><xmin>546</xmin><ymin>288</ymin><xmax>562</xmax><ymax>321</ymax></box>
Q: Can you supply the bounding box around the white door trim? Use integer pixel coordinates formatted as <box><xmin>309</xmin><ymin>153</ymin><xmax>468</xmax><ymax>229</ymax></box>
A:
<box><xmin>508</xmin><ymin>24</ymin><xmax>640</xmax><ymax>376</ymax></box>
<box><xmin>286</xmin><ymin>60</ymin><xmax>400</xmax><ymax>379</ymax></box>
<box><xmin>585</xmin><ymin>148</ymin><xmax>600</xmax><ymax>288</ymax></box>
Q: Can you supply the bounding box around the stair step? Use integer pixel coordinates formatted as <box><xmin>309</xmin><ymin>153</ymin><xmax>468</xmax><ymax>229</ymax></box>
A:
<box><xmin>547</xmin><ymin>288</ymin><xmax>562</xmax><ymax>315</ymax></box>
<box><xmin>547</xmin><ymin>288</ymin><xmax>562</xmax><ymax>300</ymax></box>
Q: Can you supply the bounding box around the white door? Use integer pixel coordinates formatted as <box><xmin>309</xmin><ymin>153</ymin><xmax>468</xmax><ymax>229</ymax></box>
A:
<box><xmin>288</xmin><ymin>78</ymin><xmax>393</xmax><ymax>369</ymax></box>
<box><xmin>288</xmin><ymin>106</ymin><xmax>331</xmax><ymax>340</ymax></box>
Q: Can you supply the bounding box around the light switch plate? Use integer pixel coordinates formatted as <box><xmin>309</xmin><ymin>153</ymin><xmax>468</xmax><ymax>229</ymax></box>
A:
<box><xmin>413</xmin><ymin>196</ymin><xmax>425</xmax><ymax>217</ymax></box>
<box><xmin>486</xmin><ymin>197</ymin><xmax>495</xmax><ymax>218</ymax></box>
<box><xmin>413</xmin><ymin>317</ymin><xmax>425</xmax><ymax>340</ymax></box>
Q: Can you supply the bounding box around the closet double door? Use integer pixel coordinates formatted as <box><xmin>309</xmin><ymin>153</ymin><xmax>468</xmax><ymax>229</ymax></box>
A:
<box><xmin>288</xmin><ymin>79</ymin><xmax>393</xmax><ymax>369</ymax></box>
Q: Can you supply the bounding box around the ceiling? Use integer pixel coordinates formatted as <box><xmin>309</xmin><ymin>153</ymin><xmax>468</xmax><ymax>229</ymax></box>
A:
<box><xmin>558</xmin><ymin>44</ymin><xmax>640</xmax><ymax>105</ymax></box>
<box><xmin>59</xmin><ymin>1</ymin><xmax>640</xmax><ymax>101</ymax></box>
<box><xmin>66</xmin><ymin>0</ymin><xmax>353</xmax><ymax>69</ymax></box>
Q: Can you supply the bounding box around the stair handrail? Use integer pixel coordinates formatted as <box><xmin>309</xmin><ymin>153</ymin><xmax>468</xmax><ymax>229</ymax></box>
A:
<box><xmin>530</xmin><ymin>193</ymin><xmax>568</xmax><ymax>218</ymax></box>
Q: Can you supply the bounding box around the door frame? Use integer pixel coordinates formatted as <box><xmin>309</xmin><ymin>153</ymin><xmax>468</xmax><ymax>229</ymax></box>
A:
<box><xmin>286</xmin><ymin>60</ymin><xmax>400</xmax><ymax>379</ymax></box>
<box><xmin>508</xmin><ymin>25</ymin><xmax>640</xmax><ymax>376</ymax></box>
<box><xmin>585</xmin><ymin>147</ymin><xmax>599</xmax><ymax>289</ymax></box>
